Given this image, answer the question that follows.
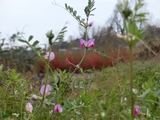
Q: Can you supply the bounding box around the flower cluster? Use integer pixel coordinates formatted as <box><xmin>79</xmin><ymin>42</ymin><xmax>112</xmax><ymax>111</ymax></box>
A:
<box><xmin>25</xmin><ymin>54</ymin><xmax>63</xmax><ymax>114</ymax></box>
<box><xmin>79</xmin><ymin>21</ymin><xmax>95</xmax><ymax>49</ymax></box>
<box><xmin>26</xmin><ymin>84</ymin><xmax>63</xmax><ymax>113</ymax></box>
<box><xmin>133</xmin><ymin>105</ymin><xmax>144</xmax><ymax>120</ymax></box>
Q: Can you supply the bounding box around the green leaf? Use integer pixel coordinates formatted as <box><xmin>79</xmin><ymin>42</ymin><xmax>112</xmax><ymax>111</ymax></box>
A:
<box><xmin>35</xmin><ymin>47</ymin><xmax>41</xmax><ymax>51</ymax></box>
<box><xmin>40</xmin><ymin>52</ymin><xmax>45</xmax><ymax>56</ymax></box>
<box><xmin>65</xmin><ymin>3</ymin><xmax>68</xmax><ymax>9</ymax></box>
<box><xmin>154</xmin><ymin>89</ymin><xmax>160</xmax><ymax>98</ymax></box>
<box><xmin>18</xmin><ymin>39</ymin><xmax>26</xmax><ymax>43</ymax></box>
<box><xmin>28</xmin><ymin>35</ymin><xmax>33</xmax><ymax>42</ymax></box>
<box><xmin>91</xmin><ymin>8</ymin><xmax>96</xmax><ymax>12</ymax></box>
<box><xmin>32</xmin><ymin>40</ymin><xmax>39</xmax><ymax>47</ymax></box>
<box><xmin>137</xmin><ymin>88</ymin><xmax>151</xmax><ymax>99</ymax></box>
<box><xmin>2</xmin><ymin>110</ymin><xmax>12</xmax><ymax>118</ymax></box>
<box><xmin>69</xmin><ymin>7</ymin><xmax>73</xmax><ymax>13</ymax></box>
<box><xmin>73</xmin><ymin>10</ymin><xmax>77</xmax><ymax>16</ymax></box>
<box><xmin>76</xmin><ymin>16</ymin><xmax>81</xmax><ymax>20</ymax></box>
<box><xmin>90</xmin><ymin>14</ymin><xmax>94</xmax><ymax>16</ymax></box>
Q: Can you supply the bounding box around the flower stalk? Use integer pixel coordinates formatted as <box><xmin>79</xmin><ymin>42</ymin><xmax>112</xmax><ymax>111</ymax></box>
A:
<box><xmin>129</xmin><ymin>44</ymin><xmax>134</xmax><ymax>119</ymax></box>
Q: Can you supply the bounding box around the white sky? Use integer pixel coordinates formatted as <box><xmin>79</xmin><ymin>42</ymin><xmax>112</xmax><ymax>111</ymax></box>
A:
<box><xmin>0</xmin><ymin>0</ymin><xmax>160</xmax><ymax>46</ymax></box>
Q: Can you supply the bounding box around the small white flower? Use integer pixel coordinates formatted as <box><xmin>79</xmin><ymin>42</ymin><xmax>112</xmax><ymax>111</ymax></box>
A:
<box><xmin>132</xmin><ymin>88</ymin><xmax>138</xmax><ymax>94</ymax></box>
<box><xmin>124</xmin><ymin>97</ymin><xmax>127</xmax><ymax>101</ymax></box>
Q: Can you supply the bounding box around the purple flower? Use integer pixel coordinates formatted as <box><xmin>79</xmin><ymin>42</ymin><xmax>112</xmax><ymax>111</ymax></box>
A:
<box><xmin>25</xmin><ymin>102</ymin><xmax>33</xmax><ymax>113</ymax></box>
<box><xmin>80</xmin><ymin>39</ymin><xmax>95</xmax><ymax>49</ymax></box>
<box><xmin>40</xmin><ymin>84</ymin><xmax>51</xmax><ymax>97</ymax></box>
<box><xmin>54</xmin><ymin>104</ymin><xmax>63</xmax><ymax>113</ymax></box>
<box><xmin>88</xmin><ymin>22</ymin><xmax>93</xmax><ymax>27</ymax></box>
<box><xmin>141</xmin><ymin>118</ymin><xmax>144</xmax><ymax>120</ymax></box>
<box><xmin>134</xmin><ymin>105</ymin><xmax>141</xmax><ymax>115</ymax></box>
<box><xmin>44</xmin><ymin>52</ymin><xmax>55</xmax><ymax>61</ymax></box>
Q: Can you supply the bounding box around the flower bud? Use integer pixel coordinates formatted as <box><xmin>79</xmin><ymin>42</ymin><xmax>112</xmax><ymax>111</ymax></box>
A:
<box><xmin>46</xmin><ymin>30</ymin><xmax>54</xmax><ymax>45</ymax></box>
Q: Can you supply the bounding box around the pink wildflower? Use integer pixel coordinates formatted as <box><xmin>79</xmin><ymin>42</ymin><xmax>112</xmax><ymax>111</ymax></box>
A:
<box><xmin>25</xmin><ymin>102</ymin><xmax>33</xmax><ymax>113</ymax></box>
<box><xmin>54</xmin><ymin>104</ymin><xmax>63</xmax><ymax>113</ymax></box>
<box><xmin>80</xmin><ymin>39</ymin><xmax>95</xmax><ymax>49</ymax></box>
<box><xmin>40</xmin><ymin>84</ymin><xmax>51</xmax><ymax>97</ymax></box>
<box><xmin>44</xmin><ymin>52</ymin><xmax>55</xmax><ymax>61</ymax></box>
<box><xmin>134</xmin><ymin>105</ymin><xmax>141</xmax><ymax>115</ymax></box>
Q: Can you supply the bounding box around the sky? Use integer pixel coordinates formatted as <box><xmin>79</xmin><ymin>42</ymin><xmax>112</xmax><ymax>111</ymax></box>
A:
<box><xmin>0</xmin><ymin>0</ymin><xmax>160</xmax><ymax>47</ymax></box>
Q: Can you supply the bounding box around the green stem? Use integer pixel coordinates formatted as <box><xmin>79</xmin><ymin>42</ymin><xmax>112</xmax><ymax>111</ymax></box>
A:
<box><xmin>70</xmin><ymin>22</ymin><xmax>89</xmax><ymax>78</ymax></box>
<box><xmin>28</xmin><ymin>46</ymin><xmax>52</xmax><ymax>120</ymax></box>
<box><xmin>129</xmin><ymin>45</ymin><xmax>134</xmax><ymax>119</ymax></box>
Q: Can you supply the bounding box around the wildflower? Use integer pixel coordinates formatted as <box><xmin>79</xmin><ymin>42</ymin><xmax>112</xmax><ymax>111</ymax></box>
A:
<box><xmin>80</xmin><ymin>39</ymin><xmax>95</xmax><ymax>49</ymax></box>
<box><xmin>44</xmin><ymin>52</ymin><xmax>55</xmax><ymax>61</ymax></box>
<box><xmin>40</xmin><ymin>84</ymin><xmax>51</xmax><ymax>97</ymax></box>
<box><xmin>88</xmin><ymin>22</ymin><xmax>93</xmax><ymax>27</ymax></box>
<box><xmin>54</xmin><ymin>104</ymin><xmax>63</xmax><ymax>113</ymax></box>
<box><xmin>25</xmin><ymin>102</ymin><xmax>33</xmax><ymax>113</ymax></box>
<box><xmin>134</xmin><ymin>105</ymin><xmax>141</xmax><ymax>115</ymax></box>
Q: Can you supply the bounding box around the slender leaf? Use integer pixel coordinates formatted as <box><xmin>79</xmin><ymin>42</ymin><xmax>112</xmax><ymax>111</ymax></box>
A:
<box><xmin>18</xmin><ymin>39</ymin><xmax>26</xmax><ymax>43</ymax></box>
<box><xmin>137</xmin><ymin>88</ymin><xmax>151</xmax><ymax>99</ymax></box>
<box><xmin>28</xmin><ymin>35</ymin><xmax>33</xmax><ymax>42</ymax></box>
<box><xmin>65</xmin><ymin>3</ymin><xmax>68</xmax><ymax>9</ymax></box>
<box><xmin>32</xmin><ymin>40</ymin><xmax>39</xmax><ymax>47</ymax></box>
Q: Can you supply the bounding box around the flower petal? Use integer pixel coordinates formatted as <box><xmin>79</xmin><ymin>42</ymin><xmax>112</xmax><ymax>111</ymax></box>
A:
<box><xmin>80</xmin><ymin>39</ymin><xmax>87</xmax><ymax>48</ymax></box>
<box><xmin>87</xmin><ymin>39</ymin><xmax>95</xmax><ymax>48</ymax></box>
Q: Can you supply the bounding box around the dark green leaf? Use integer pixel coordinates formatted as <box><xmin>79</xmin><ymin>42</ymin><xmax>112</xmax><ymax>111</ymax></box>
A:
<box><xmin>40</xmin><ymin>52</ymin><xmax>45</xmax><ymax>56</ymax></box>
<box><xmin>18</xmin><ymin>39</ymin><xmax>26</xmax><ymax>43</ymax></box>
<box><xmin>76</xmin><ymin>16</ymin><xmax>81</xmax><ymax>20</ymax></box>
<box><xmin>2</xmin><ymin>110</ymin><xmax>12</xmax><ymax>118</ymax></box>
<box><xmin>73</xmin><ymin>10</ymin><xmax>77</xmax><ymax>16</ymax></box>
<box><xmin>35</xmin><ymin>47</ymin><xmax>41</xmax><ymax>51</ymax></box>
<box><xmin>28</xmin><ymin>35</ymin><xmax>33</xmax><ymax>42</ymax></box>
<box><xmin>32</xmin><ymin>40</ymin><xmax>39</xmax><ymax>47</ymax></box>
<box><xmin>65</xmin><ymin>3</ymin><xmax>68</xmax><ymax>9</ymax></box>
<box><xmin>69</xmin><ymin>7</ymin><xmax>73</xmax><ymax>13</ymax></box>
